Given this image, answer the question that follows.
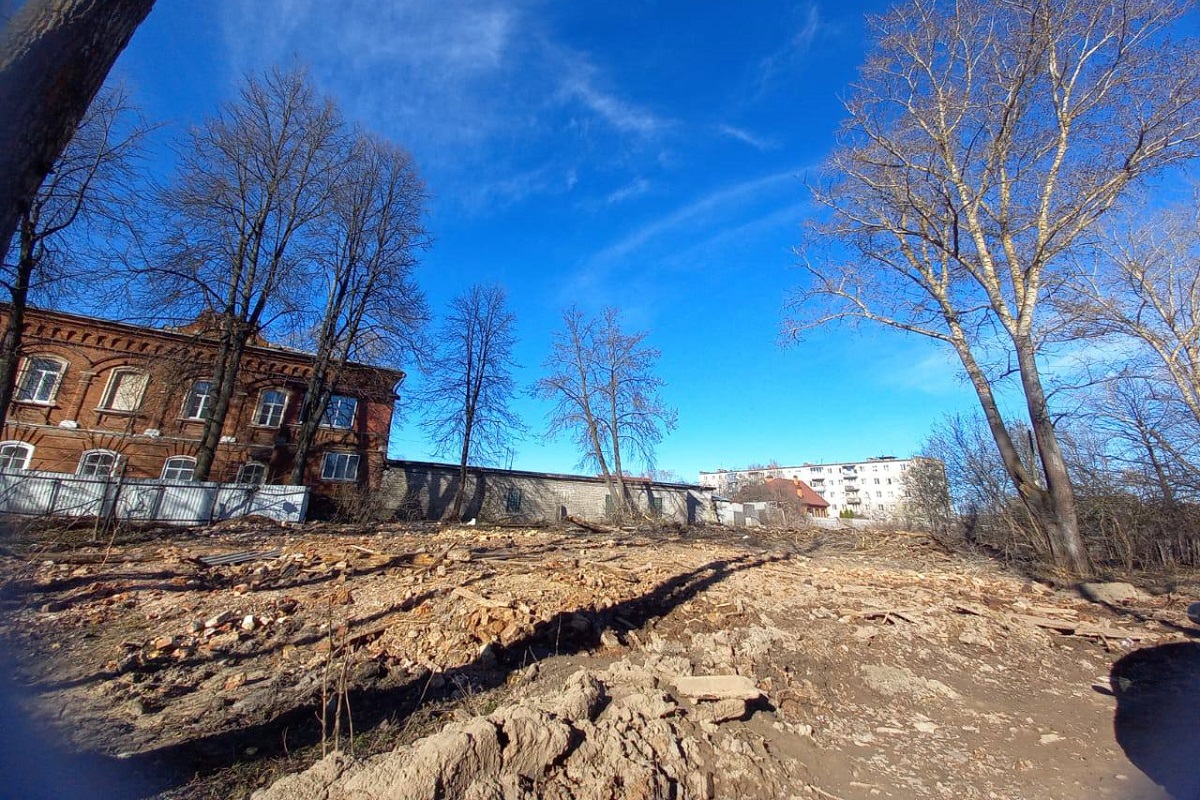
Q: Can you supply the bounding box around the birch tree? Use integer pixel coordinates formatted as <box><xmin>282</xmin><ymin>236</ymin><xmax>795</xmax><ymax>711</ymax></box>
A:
<box><xmin>153</xmin><ymin>68</ymin><xmax>341</xmax><ymax>481</ymax></box>
<box><xmin>535</xmin><ymin>307</ymin><xmax>676</xmax><ymax>519</ymax></box>
<box><xmin>788</xmin><ymin>0</ymin><xmax>1200</xmax><ymax>574</ymax></box>
<box><xmin>420</xmin><ymin>284</ymin><xmax>522</xmax><ymax>519</ymax></box>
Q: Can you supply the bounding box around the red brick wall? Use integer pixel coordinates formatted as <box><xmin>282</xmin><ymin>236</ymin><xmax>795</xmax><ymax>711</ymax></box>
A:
<box><xmin>1</xmin><ymin>307</ymin><xmax>402</xmax><ymax>496</ymax></box>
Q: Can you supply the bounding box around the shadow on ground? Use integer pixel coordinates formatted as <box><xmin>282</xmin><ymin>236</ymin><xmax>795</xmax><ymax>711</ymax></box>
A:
<box><xmin>0</xmin><ymin>546</ymin><xmax>786</xmax><ymax>798</ymax></box>
<box><xmin>1112</xmin><ymin>642</ymin><xmax>1200</xmax><ymax>800</ymax></box>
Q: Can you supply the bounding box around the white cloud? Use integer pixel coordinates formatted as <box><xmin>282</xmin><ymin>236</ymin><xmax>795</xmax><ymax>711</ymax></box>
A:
<box><xmin>557</xmin><ymin>51</ymin><xmax>669</xmax><ymax>136</ymax></box>
<box><xmin>217</xmin><ymin>0</ymin><xmax>668</xmax><ymax>206</ymax></box>
<box><xmin>717</xmin><ymin>124</ymin><xmax>778</xmax><ymax>151</ymax></box>
<box><xmin>606</xmin><ymin>177</ymin><xmax>652</xmax><ymax>204</ymax></box>
<box><xmin>590</xmin><ymin>170</ymin><xmax>801</xmax><ymax>266</ymax></box>
<box><xmin>755</xmin><ymin>3</ymin><xmax>830</xmax><ymax>92</ymax></box>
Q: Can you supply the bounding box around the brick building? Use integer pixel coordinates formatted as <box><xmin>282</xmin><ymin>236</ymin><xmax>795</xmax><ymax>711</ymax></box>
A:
<box><xmin>0</xmin><ymin>305</ymin><xmax>403</xmax><ymax>497</ymax></box>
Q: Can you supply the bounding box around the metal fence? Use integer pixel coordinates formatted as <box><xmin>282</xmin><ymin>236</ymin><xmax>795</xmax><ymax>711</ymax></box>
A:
<box><xmin>0</xmin><ymin>469</ymin><xmax>309</xmax><ymax>524</ymax></box>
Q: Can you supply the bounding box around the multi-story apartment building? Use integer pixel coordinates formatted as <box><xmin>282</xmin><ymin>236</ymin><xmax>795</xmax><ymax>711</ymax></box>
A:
<box><xmin>0</xmin><ymin>305</ymin><xmax>403</xmax><ymax>496</ymax></box>
<box><xmin>699</xmin><ymin>456</ymin><xmax>916</xmax><ymax>518</ymax></box>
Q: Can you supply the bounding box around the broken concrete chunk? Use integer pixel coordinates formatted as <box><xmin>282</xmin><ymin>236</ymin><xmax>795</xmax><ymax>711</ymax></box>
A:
<box><xmin>672</xmin><ymin>675</ymin><xmax>763</xmax><ymax>702</ymax></box>
<box><xmin>696</xmin><ymin>697</ymin><xmax>747</xmax><ymax>724</ymax></box>
<box><xmin>1080</xmin><ymin>582</ymin><xmax>1147</xmax><ymax>606</ymax></box>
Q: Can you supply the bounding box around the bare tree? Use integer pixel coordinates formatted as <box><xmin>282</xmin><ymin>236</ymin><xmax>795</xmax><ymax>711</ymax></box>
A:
<box><xmin>288</xmin><ymin>130</ymin><xmax>430</xmax><ymax>485</ymax></box>
<box><xmin>151</xmin><ymin>68</ymin><xmax>342</xmax><ymax>481</ymax></box>
<box><xmin>535</xmin><ymin>307</ymin><xmax>677</xmax><ymax>519</ymax></box>
<box><xmin>1072</xmin><ymin>194</ymin><xmax>1200</xmax><ymax>430</ymax></box>
<box><xmin>0</xmin><ymin>0</ymin><xmax>154</xmax><ymax>270</ymax></box>
<box><xmin>788</xmin><ymin>0</ymin><xmax>1200</xmax><ymax>575</ymax></box>
<box><xmin>1</xmin><ymin>85</ymin><xmax>149</xmax><ymax>425</ymax></box>
<box><xmin>420</xmin><ymin>284</ymin><xmax>522</xmax><ymax>519</ymax></box>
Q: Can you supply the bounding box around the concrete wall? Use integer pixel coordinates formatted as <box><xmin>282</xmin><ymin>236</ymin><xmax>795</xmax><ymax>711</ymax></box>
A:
<box><xmin>381</xmin><ymin>460</ymin><xmax>713</xmax><ymax>525</ymax></box>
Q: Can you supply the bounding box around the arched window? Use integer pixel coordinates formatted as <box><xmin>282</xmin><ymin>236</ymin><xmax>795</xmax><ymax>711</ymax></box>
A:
<box><xmin>14</xmin><ymin>356</ymin><xmax>66</xmax><ymax>404</ymax></box>
<box><xmin>182</xmin><ymin>379</ymin><xmax>213</xmax><ymax>420</ymax></box>
<box><xmin>0</xmin><ymin>441</ymin><xmax>33</xmax><ymax>471</ymax></box>
<box><xmin>253</xmin><ymin>389</ymin><xmax>287</xmax><ymax>427</ymax></box>
<box><xmin>100</xmin><ymin>368</ymin><xmax>148</xmax><ymax>412</ymax></box>
<box><xmin>236</xmin><ymin>461</ymin><xmax>267</xmax><ymax>485</ymax></box>
<box><xmin>161</xmin><ymin>456</ymin><xmax>196</xmax><ymax>481</ymax></box>
<box><xmin>77</xmin><ymin>450</ymin><xmax>119</xmax><ymax>478</ymax></box>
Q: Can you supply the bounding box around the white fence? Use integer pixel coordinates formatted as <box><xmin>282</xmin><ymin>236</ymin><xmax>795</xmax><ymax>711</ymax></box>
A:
<box><xmin>0</xmin><ymin>469</ymin><xmax>309</xmax><ymax>525</ymax></box>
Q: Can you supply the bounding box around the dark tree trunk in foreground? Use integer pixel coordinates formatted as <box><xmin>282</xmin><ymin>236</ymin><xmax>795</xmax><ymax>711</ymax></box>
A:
<box><xmin>0</xmin><ymin>0</ymin><xmax>154</xmax><ymax>269</ymax></box>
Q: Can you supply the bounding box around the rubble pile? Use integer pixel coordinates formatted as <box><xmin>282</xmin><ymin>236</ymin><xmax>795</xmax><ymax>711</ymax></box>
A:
<box><xmin>0</xmin><ymin>520</ymin><xmax>1195</xmax><ymax>799</ymax></box>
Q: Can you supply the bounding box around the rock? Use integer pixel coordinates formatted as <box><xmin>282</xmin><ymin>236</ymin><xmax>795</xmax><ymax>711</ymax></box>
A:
<box><xmin>339</xmin><ymin>717</ymin><xmax>503</xmax><ymax>800</ymax></box>
<box><xmin>599</xmin><ymin>629</ymin><xmax>622</xmax><ymax>649</ymax></box>
<box><xmin>490</xmin><ymin>705</ymin><xmax>573</xmax><ymax>777</ymax></box>
<box><xmin>446</xmin><ymin>548</ymin><xmax>473</xmax><ymax>562</ymax></box>
<box><xmin>224</xmin><ymin>672</ymin><xmax>247</xmax><ymax>691</ymax></box>
<box><xmin>696</xmin><ymin>697</ymin><xmax>747</xmax><ymax>724</ymax></box>
<box><xmin>205</xmin><ymin>610</ymin><xmax>235</xmax><ymax>629</ymax></box>
<box><xmin>241</xmin><ymin>614</ymin><xmax>257</xmax><ymax>631</ymax></box>
<box><xmin>672</xmin><ymin>675</ymin><xmax>763</xmax><ymax>702</ymax></box>
<box><xmin>686</xmin><ymin>771</ymin><xmax>715</xmax><ymax>800</ymax></box>
<box><xmin>1080</xmin><ymin>582</ymin><xmax>1147</xmax><ymax>606</ymax></box>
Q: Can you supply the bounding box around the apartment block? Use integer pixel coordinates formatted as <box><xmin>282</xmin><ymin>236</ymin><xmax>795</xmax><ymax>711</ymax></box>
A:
<box><xmin>699</xmin><ymin>456</ymin><xmax>916</xmax><ymax>518</ymax></box>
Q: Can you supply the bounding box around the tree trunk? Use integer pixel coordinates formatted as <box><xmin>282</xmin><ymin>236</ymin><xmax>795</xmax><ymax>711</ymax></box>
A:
<box><xmin>0</xmin><ymin>212</ymin><xmax>36</xmax><ymax>426</ymax></box>
<box><xmin>1014</xmin><ymin>343</ymin><xmax>1091</xmax><ymax>576</ymax></box>
<box><xmin>0</xmin><ymin>0</ymin><xmax>155</xmax><ymax>269</ymax></box>
<box><xmin>448</xmin><ymin>409</ymin><xmax>474</xmax><ymax>520</ymax></box>
<box><xmin>193</xmin><ymin>328</ymin><xmax>246</xmax><ymax>482</ymax></box>
<box><xmin>951</xmin><ymin>331</ymin><xmax>1090</xmax><ymax>575</ymax></box>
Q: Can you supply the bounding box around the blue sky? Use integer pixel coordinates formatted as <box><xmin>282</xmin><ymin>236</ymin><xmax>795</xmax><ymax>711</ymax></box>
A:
<box><xmin>106</xmin><ymin>0</ymin><xmax>981</xmax><ymax>480</ymax></box>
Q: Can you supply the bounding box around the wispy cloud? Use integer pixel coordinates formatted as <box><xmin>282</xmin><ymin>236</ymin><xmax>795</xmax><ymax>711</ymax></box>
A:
<box><xmin>717</xmin><ymin>124</ymin><xmax>778</xmax><ymax>151</ymax></box>
<box><xmin>217</xmin><ymin>0</ymin><xmax>667</xmax><ymax>207</ymax></box>
<box><xmin>558</xmin><ymin>52</ymin><xmax>669</xmax><ymax>136</ymax></box>
<box><xmin>591</xmin><ymin>170</ymin><xmax>801</xmax><ymax>266</ymax></box>
<box><xmin>755</xmin><ymin>3</ymin><xmax>830</xmax><ymax>93</ymax></box>
<box><xmin>606</xmin><ymin>177</ymin><xmax>652</xmax><ymax>204</ymax></box>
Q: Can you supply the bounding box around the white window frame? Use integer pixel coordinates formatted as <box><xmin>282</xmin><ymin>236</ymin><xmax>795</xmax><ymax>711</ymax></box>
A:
<box><xmin>0</xmin><ymin>441</ymin><xmax>33</xmax><ymax>471</ymax></box>
<box><xmin>14</xmin><ymin>356</ymin><xmax>67</xmax><ymax>405</ymax></box>
<box><xmin>321</xmin><ymin>451</ymin><xmax>360</xmax><ymax>482</ymax></box>
<box><xmin>236</xmin><ymin>461</ymin><xmax>268</xmax><ymax>485</ymax></box>
<box><xmin>182</xmin><ymin>379</ymin><xmax>213</xmax><ymax>420</ymax></box>
<box><xmin>77</xmin><ymin>449</ymin><xmax>119</xmax><ymax>478</ymax></box>
<box><xmin>100</xmin><ymin>368</ymin><xmax>148</xmax><ymax>412</ymax></box>
<box><xmin>320</xmin><ymin>395</ymin><xmax>358</xmax><ymax>429</ymax></box>
<box><xmin>160</xmin><ymin>456</ymin><xmax>197</xmax><ymax>481</ymax></box>
<box><xmin>253</xmin><ymin>388</ymin><xmax>288</xmax><ymax>427</ymax></box>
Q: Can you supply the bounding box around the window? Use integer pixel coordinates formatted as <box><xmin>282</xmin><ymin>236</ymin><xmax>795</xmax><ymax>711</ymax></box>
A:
<box><xmin>182</xmin><ymin>380</ymin><xmax>213</xmax><ymax>420</ymax></box>
<box><xmin>236</xmin><ymin>462</ymin><xmax>267</xmax><ymax>485</ymax></box>
<box><xmin>254</xmin><ymin>389</ymin><xmax>287</xmax><ymax>427</ymax></box>
<box><xmin>77</xmin><ymin>450</ymin><xmax>118</xmax><ymax>478</ymax></box>
<box><xmin>321</xmin><ymin>452</ymin><xmax>360</xmax><ymax>481</ymax></box>
<box><xmin>161</xmin><ymin>456</ymin><xmax>196</xmax><ymax>481</ymax></box>
<box><xmin>15</xmin><ymin>357</ymin><xmax>66</xmax><ymax>404</ymax></box>
<box><xmin>505</xmin><ymin>486</ymin><xmax>522</xmax><ymax>512</ymax></box>
<box><xmin>321</xmin><ymin>395</ymin><xmax>357</xmax><ymax>428</ymax></box>
<box><xmin>101</xmin><ymin>369</ymin><xmax>148</xmax><ymax>412</ymax></box>
<box><xmin>648</xmin><ymin>495</ymin><xmax>664</xmax><ymax>517</ymax></box>
<box><xmin>0</xmin><ymin>441</ymin><xmax>33</xmax><ymax>471</ymax></box>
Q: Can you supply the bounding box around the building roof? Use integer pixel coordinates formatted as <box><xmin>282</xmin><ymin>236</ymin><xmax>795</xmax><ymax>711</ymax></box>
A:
<box><xmin>763</xmin><ymin>476</ymin><xmax>829</xmax><ymax>509</ymax></box>
<box><xmin>4</xmin><ymin>303</ymin><xmax>406</xmax><ymax>388</ymax></box>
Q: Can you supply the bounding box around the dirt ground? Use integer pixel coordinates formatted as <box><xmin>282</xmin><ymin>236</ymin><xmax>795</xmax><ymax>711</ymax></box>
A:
<box><xmin>0</xmin><ymin>518</ymin><xmax>1198</xmax><ymax>799</ymax></box>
